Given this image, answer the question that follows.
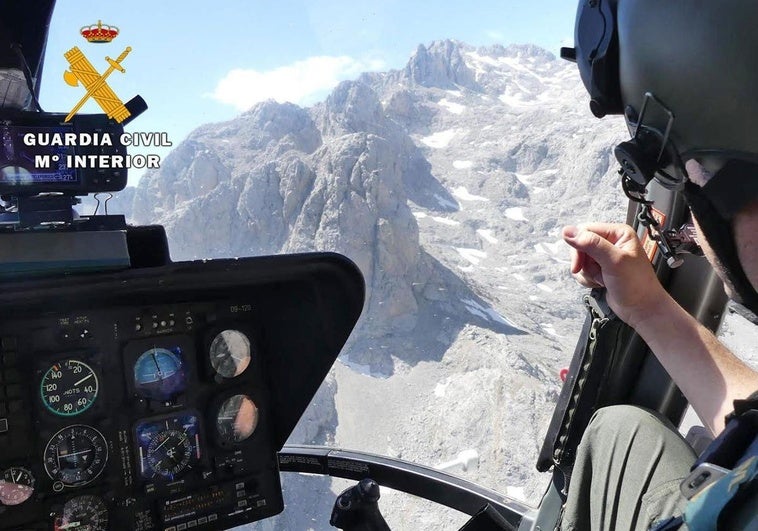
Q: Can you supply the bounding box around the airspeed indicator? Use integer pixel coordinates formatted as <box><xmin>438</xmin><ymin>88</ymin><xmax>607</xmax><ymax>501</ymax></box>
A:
<box><xmin>40</xmin><ymin>359</ymin><xmax>99</xmax><ymax>416</ymax></box>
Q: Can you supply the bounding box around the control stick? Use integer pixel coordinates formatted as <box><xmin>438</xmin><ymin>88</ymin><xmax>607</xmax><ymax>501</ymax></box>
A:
<box><xmin>330</xmin><ymin>478</ymin><xmax>391</xmax><ymax>531</ymax></box>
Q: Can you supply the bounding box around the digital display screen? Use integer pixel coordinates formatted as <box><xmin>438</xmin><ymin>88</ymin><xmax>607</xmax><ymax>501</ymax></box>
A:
<box><xmin>0</xmin><ymin>125</ymin><xmax>79</xmax><ymax>185</ymax></box>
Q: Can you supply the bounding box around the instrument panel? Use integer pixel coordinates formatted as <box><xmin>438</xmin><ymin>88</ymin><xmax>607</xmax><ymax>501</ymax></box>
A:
<box><xmin>0</xmin><ymin>300</ymin><xmax>283</xmax><ymax>530</ymax></box>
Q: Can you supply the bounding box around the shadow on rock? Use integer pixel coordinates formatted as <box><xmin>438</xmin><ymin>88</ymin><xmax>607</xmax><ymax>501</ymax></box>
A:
<box><xmin>342</xmin><ymin>252</ymin><xmax>526</xmax><ymax>377</ymax></box>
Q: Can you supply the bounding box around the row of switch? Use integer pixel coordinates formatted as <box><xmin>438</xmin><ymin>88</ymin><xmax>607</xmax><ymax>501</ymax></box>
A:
<box><xmin>163</xmin><ymin>513</ymin><xmax>219</xmax><ymax>531</ymax></box>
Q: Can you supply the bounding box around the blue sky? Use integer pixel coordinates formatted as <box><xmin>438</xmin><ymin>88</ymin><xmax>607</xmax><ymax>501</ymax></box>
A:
<box><xmin>40</xmin><ymin>1</ymin><xmax>577</xmax><ymax>184</ymax></box>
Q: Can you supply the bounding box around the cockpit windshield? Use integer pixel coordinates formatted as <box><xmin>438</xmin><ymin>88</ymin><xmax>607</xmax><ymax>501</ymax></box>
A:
<box><xmin>34</xmin><ymin>1</ymin><xmax>637</xmax><ymax>529</ymax></box>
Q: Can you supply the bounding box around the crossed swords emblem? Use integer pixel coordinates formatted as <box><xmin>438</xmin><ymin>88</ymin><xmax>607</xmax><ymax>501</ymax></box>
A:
<box><xmin>63</xmin><ymin>46</ymin><xmax>133</xmax><ymax>123</ymax></box>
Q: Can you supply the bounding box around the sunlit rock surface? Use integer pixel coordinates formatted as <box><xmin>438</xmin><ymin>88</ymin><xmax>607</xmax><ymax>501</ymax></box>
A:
<box><xmin>126</xmin><ymin>41</ymin><xmax>755</xmax><ymax>530</ymax></box>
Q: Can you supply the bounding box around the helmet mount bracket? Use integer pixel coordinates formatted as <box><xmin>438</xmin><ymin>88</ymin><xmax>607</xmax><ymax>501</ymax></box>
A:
<box><xmin>616</xmin><ymin>93</ymin><xmax>693</xmax><ymax>269</ymax></box>
<box><xmin>616</xmin><ymin>92</ymin><xmax>686</xmax><ymax>194</ymax></box>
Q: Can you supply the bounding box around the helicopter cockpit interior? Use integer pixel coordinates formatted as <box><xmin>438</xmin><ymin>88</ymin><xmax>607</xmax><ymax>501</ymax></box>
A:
<box><xmin>1</xmin><ymin>1</ymin><xmax>753</xmax><ymax>530</ymax></box>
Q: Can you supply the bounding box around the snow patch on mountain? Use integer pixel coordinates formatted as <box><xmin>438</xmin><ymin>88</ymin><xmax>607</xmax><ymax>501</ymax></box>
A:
<box><xmin>456</xmin><ymin>247</ymin><xmax>487</xmax><ymax>265</ymax></box>
<box><xmin>477</xmin><ymin>229</ymin><xmax>498</xmax><ymax>244</ymax></box>
<box><xmin>505</xmin><ymin>207</ymin><xmax>528</xmax><ymax>221</ymax></box>
<box><xmin>452</xmin><ymin>186</ymin><xmax>488</xmax><ymax>202</ymax></box>
<box><xmin>433</xmin><ymin>193</ymin><xmax>460</xmax><ymax>210</ymax></box>
<box><xmin>439</xmin><ymin>98</ymin><xmax>466</xmax><ymax>114</ymax></box>
<box><xmin>431</xmin><ymin>216</ymin><xmax>460</xmax><ymax>226</ymax></box>
<box><xmin>420</xmin><ymin>129</ymin><xmax>458</xmax><ymax>148</ymax></box>
<box><xmin>462</xmin><ymin>299</ymin><xmax>519</xmax><ymax>328</ymax></box>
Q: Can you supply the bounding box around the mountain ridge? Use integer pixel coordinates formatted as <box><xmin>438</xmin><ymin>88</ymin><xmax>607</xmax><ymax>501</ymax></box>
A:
<box><xmin>123</xmin><ymin>39</ymin><xmax>631</xmax><ymax>529</ymax></box>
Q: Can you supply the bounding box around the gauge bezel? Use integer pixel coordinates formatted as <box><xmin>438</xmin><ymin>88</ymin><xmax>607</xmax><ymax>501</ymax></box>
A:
<box><xmin>208</xmin><ymin>328</ymin><xmax>253</xmax><ymax>379</ymax></box>
<box><xmin>39</xmin><ymin>358</ymin><xmax>100</xmax><ymax>417</ymax></box>
<box><xmin>203</xmin><ymin>322</ymin><xmax>259</xmax><ymax>383</ymax></box>
<box><xmin>55</xmin><ymin>494</ymin><xmax>109</xmax><ymax>531</ymax></box>
<box><xmin>122</xmin><ymin>335</ymin><xmax>196</xmax><ymax>410</ymax></box>
<box><xmin>133</xmin><ymin>410</ymin><xmax>204</xmax><ymax>483</ymax></box>
<box><xmin>146</xmin><ymin>428</ymin><xmax>194</xmax><ymax>478</ymax></box>
<box><xmin>0</xmin><ymin>466</ymin><xmax>35</xmax><ymax>506</ymax></box>
<box><xmin>208</xmin><ymin>387</ymin><xmax>265</xmax><ymax>449</ymax></box>
<box><xmin>132</xmin><ymin>346</ymin><xmax>187</xmax><ymax>401</ymax></box>
<box><xmin>215</xmin><ymin>393</ymin><xmax>260</xmax><ymax>445</ymax></box>
<box><xmin>42</xmin><ymin>424</ymin><xmax>109</xmax><ymax>488</ymax></box>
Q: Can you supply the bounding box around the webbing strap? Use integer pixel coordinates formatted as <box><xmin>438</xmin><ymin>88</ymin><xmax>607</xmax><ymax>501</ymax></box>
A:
<box><xmin>535</xmin><ymin>303</ymin><xmax>595</xmax><ymax>473</ymax></box>
<box><xmin>536</xmin><ymin>291</ymin><xmax>625</xmax><ymax>482</ymax></box>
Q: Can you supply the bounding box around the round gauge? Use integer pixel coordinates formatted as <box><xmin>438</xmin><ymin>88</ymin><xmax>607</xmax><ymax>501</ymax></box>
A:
<box><xmin>133</xmin><ymin>347</ymin><xmax>186</xmax><ymax>401</ymax></box>
<box><xmin>40</xmin><ymin>360</ymin><xmax>99</xmax><ymax>416</ymax></box>
<box><xmin>0</xmin><ymin>466</ymin><xmax>35</xmax><ymax>505</ymax></box>
<box><xmin>54</xmin><ymin>495</ymin><xmax>108</xmax><ymax>531</ymax></box>
<box><xmin>43</xmin><ymin>425</ymin><xmax>108</xmax><ymax>487</ymax></box>
<box><xmin>216</xmin><ymin>394</ymin><xmax>259</xmax><ymax>443</ymax></box>
<box><xmin>209</xmin><ymin>330</ymin><xmax>251</xmax><ymax>378</ymax></box>
<box><xmin>146</xmin><ymin>429</ymin><xmax>192</xmax><ymax>479</ymax></box>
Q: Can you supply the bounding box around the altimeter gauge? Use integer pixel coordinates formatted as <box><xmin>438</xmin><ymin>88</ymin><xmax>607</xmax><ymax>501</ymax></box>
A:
<box><xmin>53</xmin><ymin>494</ymin><xmax>109</xmax><ymax>531</ymax></box>
<box><xmin>209</xmin><ymin>330</ymin><xmax>252</xmax><ymax>379</ymax></box>
<box><xmin>40</xmin><ymin>360</ymin><xmax>99</xmax><ymax>416</ymax></box>
<box><xmin>43</xmin><ymin>425</ymin><xmax>108</xmax><ymax>487</ymax></box>
<box><xmin>0</xmin><ymin>466</ymin><xmax>35</xmax><ymax>505</ymax></box>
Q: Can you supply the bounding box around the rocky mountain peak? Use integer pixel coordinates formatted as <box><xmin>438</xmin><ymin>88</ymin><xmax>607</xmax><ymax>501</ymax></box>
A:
<box><xmin>127</xmin><ymin>41</ymin><xmax>631</xmax><ymax>526</ymax></box>
<box><xmin>402</xmin><ymin>39</ymin><xmax>478</xmax><ymax>90</ymax></box>
<box><xmin>238</xmin><ymin>99</ymin><xmax>322</xmax><ymax>153</ymax></box>
<box><xmin>316</xmin><ymin>80</ymin><xmax>387</xmax><ymax>137</ymax></box>
<box><xmin>483</xmin><ymin>42</ymin><xmax>557</xmax><ymax>62</ymax></box>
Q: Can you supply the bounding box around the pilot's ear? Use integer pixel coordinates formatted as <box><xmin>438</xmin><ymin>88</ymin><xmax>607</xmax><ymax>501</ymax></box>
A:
<box><xmin>685</xmin><ymin>160</ymin><xmax>714</xmax><ymax>188</ymax></box>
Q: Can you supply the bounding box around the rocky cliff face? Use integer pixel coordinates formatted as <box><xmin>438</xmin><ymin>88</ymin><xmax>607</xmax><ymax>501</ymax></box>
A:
<box><xmin>127</xmin><ymin>40</ymin><xmax>631</xmax><ymax>529</ymax></box>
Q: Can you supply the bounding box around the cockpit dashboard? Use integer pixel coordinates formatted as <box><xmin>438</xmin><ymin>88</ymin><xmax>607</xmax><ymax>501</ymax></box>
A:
<box><xmin>0</xmin><ymin>253</ymin><xmax>364</xmax><ymax>530</ymax></box>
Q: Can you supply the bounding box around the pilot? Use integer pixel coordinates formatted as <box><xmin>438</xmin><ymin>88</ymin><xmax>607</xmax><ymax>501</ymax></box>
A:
<box><xmin>558</xmin><ymin>1</ymin><xmax>758</xmax><ymax>530</ymax></box>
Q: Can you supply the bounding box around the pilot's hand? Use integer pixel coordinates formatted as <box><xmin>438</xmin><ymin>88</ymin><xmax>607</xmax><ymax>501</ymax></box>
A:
<box><xmin>562</xmin><ymin>223</ymin><xmax>668</xmax><ymax>328</ymax></box>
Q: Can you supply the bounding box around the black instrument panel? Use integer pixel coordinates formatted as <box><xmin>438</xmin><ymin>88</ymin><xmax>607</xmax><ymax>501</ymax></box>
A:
<box><xmin>0</xmin><ymin>253</ymin><xmax>366</xmax><ymax>530</ymax></box>
<box><xmin>0</xmin><ymin>300</ymin><xmax>281</xmax><ymax>530</ymax></box>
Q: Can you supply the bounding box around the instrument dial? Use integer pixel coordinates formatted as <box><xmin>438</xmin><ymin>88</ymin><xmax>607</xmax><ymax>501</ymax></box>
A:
<box><xmin>43</xmin><ymin>425</ymin><xmax>108</xmax><ymax>487</ymax></box>
<box><xmin>133</xmin><ymin>347</ymin><xmax>187</xmax><ymax>401</ymax></box>
<box><xmin>53</xmin><ymin>494</ymin><xmax>108</xmax><ymax>531</ymax></box>
<box><xmin>216</xmin><ymin>394</ymin><xmax>259</xmax><ymax>443</ymax></box>
<box><xmin>136</xmin><ymin>414</ymin><xmax>201</xmax><ymax>481</ymax></box>
<box><xmin>146</xmin><ymin>429</ymin><xmax>192</xmax><ymax>478</ymax></box>
<box><xmin>209</xmin><ymin>330</ymin><xmax>251</xmax><ymax>379</ymax></box>
<box><xmin>0</xmin><ymin>466</ymin><xmax>35</xmax><ymax>505</ymax></box>
<box><xmin>40</xmin><ymin>360</ymin><xmax>99</xmax><ymax>416</ymax></box>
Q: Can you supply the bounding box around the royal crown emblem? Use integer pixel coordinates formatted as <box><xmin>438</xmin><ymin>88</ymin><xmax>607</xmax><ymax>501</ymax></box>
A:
<box><xmin>80</xmin><ymin>20</ymin><xmax>119</xmax><ymax>43</ymax></box>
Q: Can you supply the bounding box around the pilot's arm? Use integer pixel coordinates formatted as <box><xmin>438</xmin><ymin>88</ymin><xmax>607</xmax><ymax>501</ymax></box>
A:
<box><xmin>562</xmin><ymin>222</ymin><xmax>758</xmax><ymax>435</ymax></box>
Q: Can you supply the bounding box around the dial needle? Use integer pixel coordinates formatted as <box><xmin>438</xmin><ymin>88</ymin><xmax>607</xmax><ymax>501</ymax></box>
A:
<box><xmin>152</xmin><ymin>351</ymin><xmax>163</xmax><ymax>378</ymax></box>
<box><xmin>64</xmin><ymin>449</ymin><xmax>92</xmax><ymax>458</ymax></box>
<box><xmin>74</xmin><ymin>373</ymin><xmax>93</xmax><ymax>386</ymax></box>
<box><xmin>153</xmin><ymin>436</ymin><xmax>172</xmax><ymax>452</ymax></box>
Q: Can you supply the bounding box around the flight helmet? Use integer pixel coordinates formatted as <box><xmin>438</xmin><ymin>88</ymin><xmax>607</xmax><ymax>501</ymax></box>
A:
<box><xmin>563</xmin><ymin>0</ymin><xmax>758</xmax><ymax>313</ymax></box>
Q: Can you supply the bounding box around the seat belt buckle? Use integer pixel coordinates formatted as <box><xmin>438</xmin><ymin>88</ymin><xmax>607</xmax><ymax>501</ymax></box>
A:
<box><xmin>680</xmin><ymin>462</ymin><xmax>729</xmax><ymax>499</ymax></box>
